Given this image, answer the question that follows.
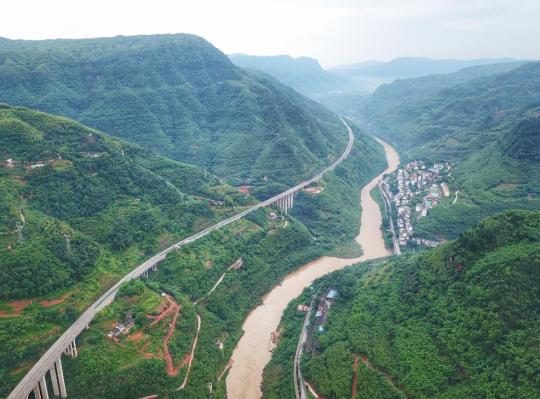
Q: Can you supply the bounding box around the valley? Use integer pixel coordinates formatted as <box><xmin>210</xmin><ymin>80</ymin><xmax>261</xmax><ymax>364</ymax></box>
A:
<box><xmin>226</xmin><ymin>138</ymin><xmax>399</xmax><ymax>399</ymax></box>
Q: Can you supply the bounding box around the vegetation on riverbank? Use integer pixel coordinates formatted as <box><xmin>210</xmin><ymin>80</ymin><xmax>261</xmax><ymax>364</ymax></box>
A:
<box><xmin>0</xmin><ymin>101</ymin><xmax>386</xmax><ymax>396</ymax></box>
<box><xmin>263</xmin><ymin>210</ymin><xmax>540</xmax><ymax>398</ymax></box>
<box><xmin>369</xmin><ymin>185</ymin><xmax>393</xmax><ymax>250</ymax></box>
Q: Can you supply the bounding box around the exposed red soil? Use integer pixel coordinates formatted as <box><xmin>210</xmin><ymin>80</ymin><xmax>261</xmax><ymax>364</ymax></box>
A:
<box><xmin>0</xmin><ymin>293</ymin><xmax>70</xmax><ymax>317</ymax></box>
<box><xmin>40</xmin><ymin>293</ymin><xmax>70</xmax><ymax>308</ymax></box>
<box><xmin>304</xmin><ymin>186</ymin><xmax>324</xmax><ymax>194</ymax></box>
<box><xmin>148</xmin><ymin>301</ymin><xmax>174</xmax><ymax>325</ymax></box>
<box><xmin>237</xmin><ymin>185</ymin><xmax>250</xmax><ymax>195</ymax></box>
<box><xmin>0</xmin><ymin>299</ymin><xmax>32</xmax><ymax>317</ymax></box>
<box><xmin>128</xmin><ymin>331</ymin><xmax>145</xmax><ymax>342</ymax></box>
<box><xmin>352</xmin><ymin>355</ymin><xmax>359</xmax><ymax>398</ymax></box>
<box><xmin>161</xmin><ymin>296</ymin><xmax>182</xmax><ymax>376</ymax></box>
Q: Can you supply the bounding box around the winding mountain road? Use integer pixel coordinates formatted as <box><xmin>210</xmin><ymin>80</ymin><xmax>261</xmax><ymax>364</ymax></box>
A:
<box><xmin>7</xmin><ymin>118</ymin><xmax>354</xmax><ymax>399</ymax></box>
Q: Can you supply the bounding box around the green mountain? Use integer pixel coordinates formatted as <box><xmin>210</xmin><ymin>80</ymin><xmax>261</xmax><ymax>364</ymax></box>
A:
<box><xmin>228</xmin><ymin>53</ymin><xmax>374</xmax><ymax>119</ymax></box>
<box><xmin>360</xmin><ymin>61</ymin><xmax>540</xmax><ymax>158</ymax></box>
<box><xmin>263</xmin><ymin>210</ymin><xmax>540</xmax><ymax>399</ymax></box>
<box><xmin>0</xmin><ymin>104</ymin><xmax>243</xmax><ymax>299</ymax></box>
<box><xmin>358</xmin><ymin>61</ymin><xmax>526</xmax><ymax>129</ymax></box>
<box><xmin>356</xmin><ymin>62</ymin><xmax>540</xmax><ymax>239</ymax></box>
<box><xmin>0</xmin><ymin>34</ymin><xmax>348</xmax><ymax>188</ymax></box>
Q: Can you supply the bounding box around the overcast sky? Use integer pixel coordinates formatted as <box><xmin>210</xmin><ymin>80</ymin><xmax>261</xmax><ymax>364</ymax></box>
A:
<box><xmin>2</xmin><ymin>0</ymin><xmax>539</xmax><ymax>67</ymax></box>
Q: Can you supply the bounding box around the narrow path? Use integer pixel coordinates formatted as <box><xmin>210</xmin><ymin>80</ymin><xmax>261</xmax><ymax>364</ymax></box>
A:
<box><xmin>294</xmin><ymin>299</ymin><xmax>313</xmax><ymax>399</ymax></box>
<box><xmin>378</xmin><ymin>181</ymin><xmax>400</xmax><ymax>255</ymax></box>
<box><xmin>162</xmin><ymin>298</ymin><xmax>182</xmax><ymax>376</ymax></box>
<box><xmin>226</xmin><ymin>137</ymin><xmax>400</xmax><ymax>399</ymax></box>
<box><xmin>305</xmin><ymin>381</ymin><xmax>321</xmax><ymax>398</ymax></box>
<box><xmin>193</xmin><ymin>258</ymin><xmax>241</xmax><ymax>305</ymax></box>
<box><xmin>359</xmin><ymin>354</ymin><xmax>407</xmax><ymax>398</ymax></box>
<box><xmin>453</xmin><ymin>190</ymin><xmax>460</xmax><ymax>205</ymax></box>
<box><xmin>177</xmin><ymin>314</ymin><xmax>201</xmax><ymax>390</ymax></box>
<box><xmin>217</xmin><ymin>360</ymin><xmax>234</xmax><ymax>383</ymax></box>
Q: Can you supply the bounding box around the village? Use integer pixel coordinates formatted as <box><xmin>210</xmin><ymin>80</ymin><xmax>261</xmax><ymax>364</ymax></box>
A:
<box><xmin>381</xmin><ymin>160</ymin><xmax>452</xmax><ymax>248</ymax></box>
<box><xmin>297</xmin><ymin>288</ymin><xmax>338</xmax><ymax>355</ymax></box>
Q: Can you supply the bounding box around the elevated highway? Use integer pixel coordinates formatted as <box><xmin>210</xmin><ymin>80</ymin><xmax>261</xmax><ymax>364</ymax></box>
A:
<box><xmin>8</xmin><ymin>117</ymin><xmax>354</xmax><ymax>399</ymax></box>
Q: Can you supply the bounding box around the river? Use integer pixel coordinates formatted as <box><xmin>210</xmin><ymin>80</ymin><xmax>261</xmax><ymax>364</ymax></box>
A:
<box><xmin>226</xmin><ymin>137</ymin><xmax>400</xmax><ymax>399</ymax></box>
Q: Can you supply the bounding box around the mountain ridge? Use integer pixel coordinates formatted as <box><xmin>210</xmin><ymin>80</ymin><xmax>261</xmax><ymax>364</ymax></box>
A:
<box><xmin>0</xmin><ymin>34</ymin><xmax>349</xmax><ymax>190</ymax></box>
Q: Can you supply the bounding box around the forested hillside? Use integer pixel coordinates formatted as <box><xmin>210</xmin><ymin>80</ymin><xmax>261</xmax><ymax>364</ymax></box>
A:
<box><xmin>0</xmin><ymin>103</ymin><xmax>386</xmax><ymax>396</ymax></box>
<box><xmin>263</xmin><ymin>210</ymin><xmax>540</xmax><ymax>399</ymax></box>
<box><xmin>0</xmin><ymin>104</ymin><xmax>242</xmax><ymax>298</ymax></box>
<box><xmin>358</xmin><ymin>61</ymin><xmax>525</xmax><ymax>129</ymax></box>
<box><xmin>356</xmin><ymin>61</ymin><xmax>540</xmax><ymax>239</ymax></box>
<box><xmin>0</xmin><ymin>34</ymin><xmax>349</xmax><ymax>188</ymax></box>
<box><xmin>358</xmin><ymin>61</ymin><xmax>540</xmax><ymax>160</ymax></box>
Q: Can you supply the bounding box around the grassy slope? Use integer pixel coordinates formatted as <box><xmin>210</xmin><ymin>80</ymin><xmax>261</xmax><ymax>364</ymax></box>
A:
<box><xmin>263</xmin><ymin>210</ymin><xmax>540</xmax><ymax>399</ymax></box>
<box><xmin>0</xmin><ymin>34</ymin><xmax>349</xmax><ymax>189</ymax></box>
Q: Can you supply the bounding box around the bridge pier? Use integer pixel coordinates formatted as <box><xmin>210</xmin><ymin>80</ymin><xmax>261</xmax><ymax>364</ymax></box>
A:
<box><xmin>39</xmin><ymin>377</ymin><xmax>49</xmax><ymax>399</ymax></box>
<box><xmin>63</xmin><ymin>341</ymin><xmax>77</xmax><ymax>358</ymax></box>
<box><xmin>275</xmin><ymin>192</ymin><xmax>296</xmax><ymax>214</ymax></box>
<box><xmin>55</xmin><ymin>358</ymin><xmax>67</xmax><ymax>398</ymax></box>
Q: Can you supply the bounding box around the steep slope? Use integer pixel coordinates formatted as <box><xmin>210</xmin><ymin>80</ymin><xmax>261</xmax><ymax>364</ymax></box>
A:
<box><xmin>360</xmin><ymin>61</ymin><xmax>540</xmax><ymax>159</ymax></box>
<box><xmin>0</xmin><ymin>104</ymin><xmax>239</xmax><ymax>298</ymax></box>
<box><xmin>415</xmin><ymin>111</ymin><xmax>540</xmax><ymax>239</ymax></box>
<box><xmin>0</xmin><ymin>34</ymin><xmax>348</xmax><ymax>188</ymax></box>
<box><xmin>355</xmin><ymin>62</ymin><xmax>540</xmax><ymax>239</ymax></box>
<box><xmin>228</xmin><ymin>53</ymin><xmax>374</xmax><ymax>115</ymax></box>
<box><xmin>358</xmin><ymin>61</ymin><xmax>526</xmax><ymax>127</ymax></box>
<box><xmin>263</xmin><ymin>210</ymin><xmax>540</xmax><ymax>399</ymax></box>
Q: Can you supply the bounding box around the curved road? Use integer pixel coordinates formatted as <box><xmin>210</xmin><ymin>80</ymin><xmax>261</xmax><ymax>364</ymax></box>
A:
<box><xmin>7</xmin><ymin>118</ymin><xmax>354</xmax><ymax>399</ymax></box>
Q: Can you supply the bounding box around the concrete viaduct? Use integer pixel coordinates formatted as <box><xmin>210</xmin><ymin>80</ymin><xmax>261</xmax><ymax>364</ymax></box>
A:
<box><xmin>7</xmin><ymin>118</ymin><xmax>354</xmax><ymax>399</ymax></box>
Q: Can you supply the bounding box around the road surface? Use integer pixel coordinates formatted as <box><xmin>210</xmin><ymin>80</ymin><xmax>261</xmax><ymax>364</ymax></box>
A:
<box><xmin>293</xmin><ymin>300</ymin><xmax>313</xmax><ymax>399</ymax></box>
<box><xmin>378</xmin><ymin>181</ymin><xmax>401</xmax><ymax>255</ymax></box>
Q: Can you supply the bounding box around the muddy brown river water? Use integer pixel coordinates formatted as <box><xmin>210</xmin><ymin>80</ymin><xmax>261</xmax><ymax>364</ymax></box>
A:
<box><xmin>226</xmin><ymin>138</ymin><xmax>400</xmax><ymax>399</ymax></box>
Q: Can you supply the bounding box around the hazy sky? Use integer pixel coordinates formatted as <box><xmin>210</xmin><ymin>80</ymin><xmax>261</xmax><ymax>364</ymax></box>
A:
<box><xmin>2</xmin><ymin>0</ymin><xmax>539</xmax><ymax>67</ymax></box>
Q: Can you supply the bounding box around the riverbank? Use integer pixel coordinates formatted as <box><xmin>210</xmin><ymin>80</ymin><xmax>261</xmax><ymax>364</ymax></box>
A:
<box><xmin>226</xmin><ymin>138</ymin><xmax>400</xmax><ymax>399</ymax></box>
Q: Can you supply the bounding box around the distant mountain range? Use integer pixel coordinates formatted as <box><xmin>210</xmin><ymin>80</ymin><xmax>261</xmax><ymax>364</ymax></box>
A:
<box><xmin>332</xmin><ymin>56</ymin><xmax>525</xmax><ymax>79</ymax></box>
<box><xmin>229</xmin><ymin>53</ymin><xmax>356</xmax><ymax>99</ymax></box>
<box><xmin>229</xmin><ymin>54</ymin><xmax>530</xmax><ymax>115</ymax></box>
